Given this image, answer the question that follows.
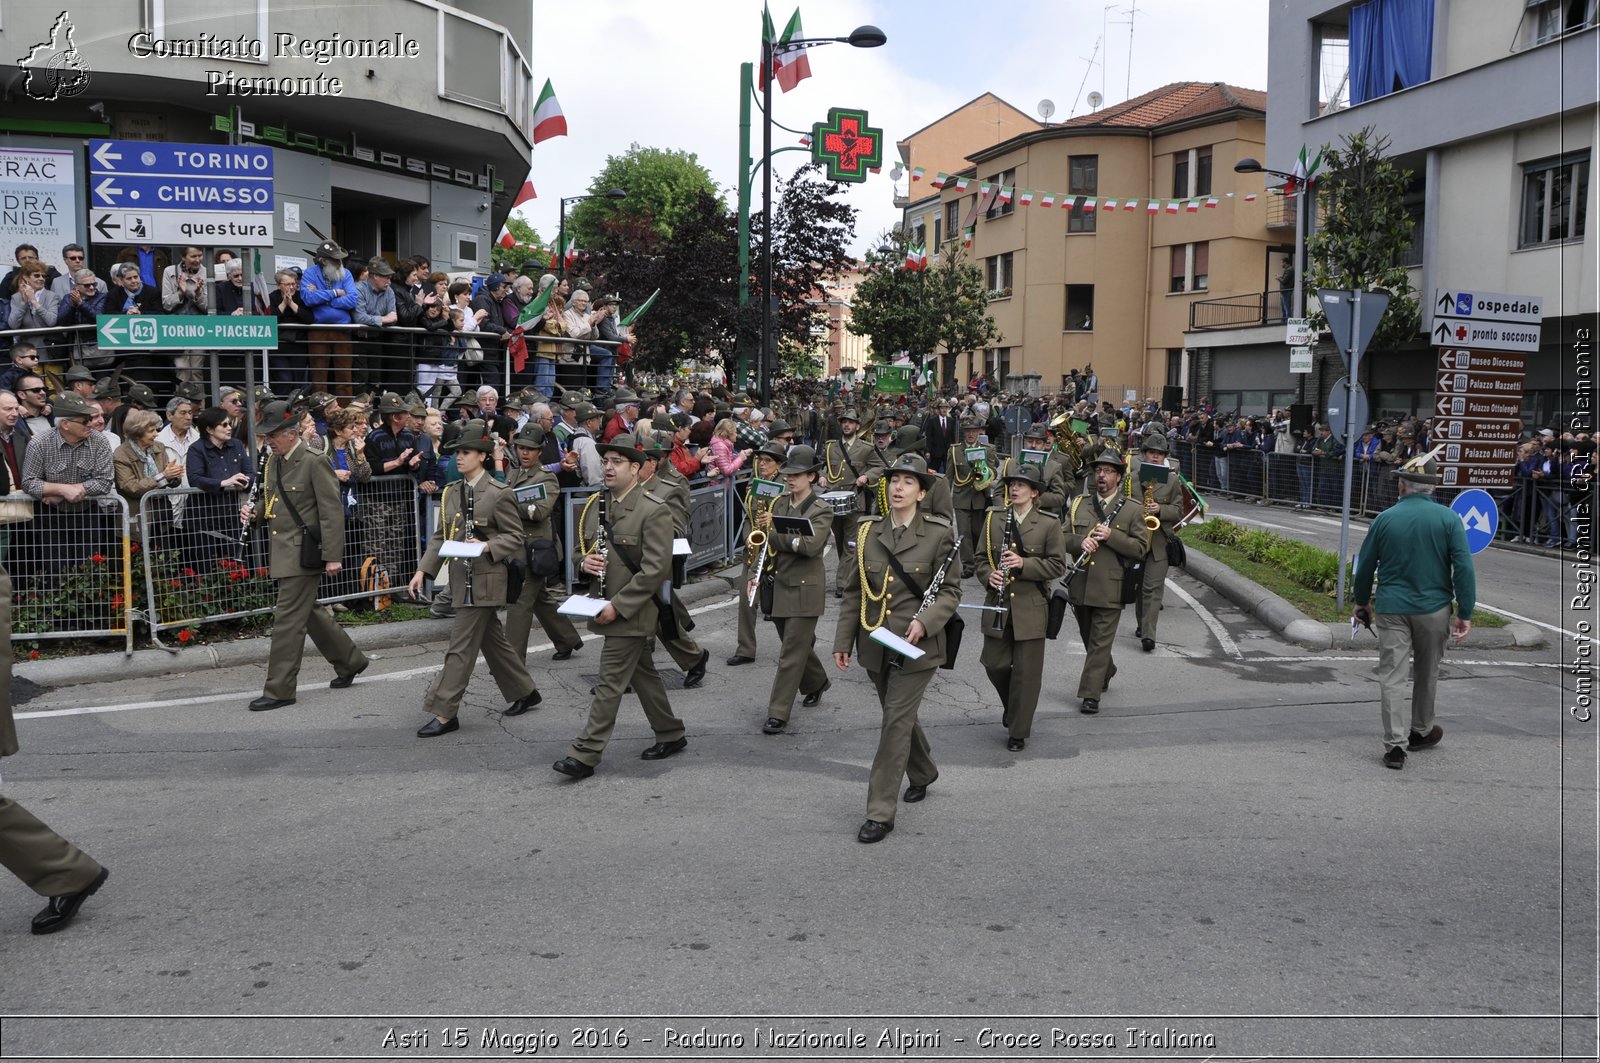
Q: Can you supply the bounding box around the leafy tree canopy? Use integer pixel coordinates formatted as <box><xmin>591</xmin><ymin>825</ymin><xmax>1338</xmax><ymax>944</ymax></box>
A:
<box><xmin>568</xmin><ymin>144</ymin><xmax>724</xmax><ymax>248</ymax></box>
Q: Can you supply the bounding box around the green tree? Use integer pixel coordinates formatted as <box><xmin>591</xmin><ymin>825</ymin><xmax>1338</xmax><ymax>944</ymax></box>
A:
<box><xmin>489</xmin><ymin>215</ymin><xmax>546</xmax><ymax>273</ymax></box>
<box><xmin>568</xmin><ymin>144</ymin><xmax>724</xmax><ymax>248</ymax></box>
<box><xmin>1305</xmin><ymin>126</ymin><xmax>1421</xmax><ymax>352</ymax></box>
<box><xmin>848</xmin><ymin>230</ymin><xmax>998</xmax><ymax>391</ymax></box>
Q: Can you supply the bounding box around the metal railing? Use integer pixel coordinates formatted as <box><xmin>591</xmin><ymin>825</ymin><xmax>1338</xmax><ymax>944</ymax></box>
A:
<box><xmin>1188</xmin><ymin>289</ymin><xmax>1291</xmax><ymax>331</ymax></box>
<box><xmin>2</xmin><ymin>493</ymin><xmax>134</xmax><ymax>655</ymax></box>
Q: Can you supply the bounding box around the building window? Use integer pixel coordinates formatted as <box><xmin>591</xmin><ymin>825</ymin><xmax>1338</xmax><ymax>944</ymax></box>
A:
<box><xmin>1166</xmin><ymin>349</ymin><xmax>1184</xmax><ymax>388</ymax></box>
<box><xmin>987</xmin><ymin>346</ymin><xmax>1011</xmax><ymax>382</ymax></box>
<box><xmin>1068</xmin><ymin>155</ymin><xmax>1098</xmax><ymax>233</ymax></box>
<box><xmin>986</xmin><ymin>252</ymin><xmax>1013</xmax><ymax>295</ymax></box>
<box><xmin>152</xmin><ymin>0</ymin><xmax>269</xmax><ymax>63</ymax></box>
<box><xmin>1526</xmin><ymin>0</ymin><xmax>1598</xmax><ymax>46</ymax></box>
<box><xmin>1172</xmin><ymin>147</ymin><xmax>1214</xmax><ymax>199</ymax></box>
<box><xmin>1520</xmin><ymin>152</ymin><xmax>1590</xmax><ymax>247</ymax></box>
<box><xmin>1168</xmin><ymin>242</ymin><xmax>1210</xmax><ymax>293</ymax></box>
<box><xmin>944</xmin><ymin>200</ymin><xmax>961</xmax><ymax>245</ymax></box>
<box><xmin>1195</xmin><ymin>146</ymin><xmax>1213</xmax><ymax>196</ymax></box>
<box><xmin>1401</xmin><ymin>175</ymin><xmax>1425</xmax><ymax>267</ymax></box>
<box><xmin>912</xmin><ymin>221</ymin><xmax>926</xmax><ymax>248</ymax></box>
<box><xmin>1065</xmin><ymin>284</ymin><xmax>1094</xmax><ymax>330</ymax></box>
<box><xmin>1314</xmin><ymin>20</ymin><xmax>1350</xmax><ymax>115</ymax></box>
<box><xmin>986</xmin><ymin>168</ymin><xmax>1017</xmax><ymax>219</ymax></box>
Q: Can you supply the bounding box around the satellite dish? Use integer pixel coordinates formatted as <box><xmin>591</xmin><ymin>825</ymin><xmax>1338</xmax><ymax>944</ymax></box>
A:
<box><xmin>890</xmin><ymin>164</ymin><xmax>905</xmax><ymax>181</ymax></box>
<box><xmin>1037</xmin><ymin>98</ymin><xmax>1056</xmax><ymax>121</ymax></box>
<box><xmin>1087</xmin><ymin>91</ymin><xmax>1103</xmax><ymax>110</ymax></box>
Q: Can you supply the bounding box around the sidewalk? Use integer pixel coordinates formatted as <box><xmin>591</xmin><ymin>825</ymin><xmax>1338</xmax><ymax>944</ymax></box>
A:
<box><xmin>16</xmin><ymin>546</ymin><xmax>1541</xmax><ymax>690</ymax></box>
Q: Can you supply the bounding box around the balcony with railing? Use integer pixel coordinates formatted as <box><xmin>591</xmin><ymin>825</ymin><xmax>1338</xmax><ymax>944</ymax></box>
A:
<box><xmin>1188</xmin><ymin>289</ymin><xmax>1292</xmax><ymax>331</ymax></box>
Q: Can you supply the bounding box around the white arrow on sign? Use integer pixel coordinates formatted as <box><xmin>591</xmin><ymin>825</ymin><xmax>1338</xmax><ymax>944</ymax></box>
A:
<box><xmin>98</xmin><ymin>318</ymin><xmax>126</xmax><ymax>345</ymax></box>
<box><xmin>94</xmin><ymin>177</ymin><xmax>122</xmax><ymax>204</ymax></box>
<box><xmin>92</xmin><ymin>142</ymin><xmax>122</xmax><ymax>170</ymax></box>
<box><xmin>1462</xmin><ymin>507</ymin><xmax>1493</xmax><ymax>534</ymax></box>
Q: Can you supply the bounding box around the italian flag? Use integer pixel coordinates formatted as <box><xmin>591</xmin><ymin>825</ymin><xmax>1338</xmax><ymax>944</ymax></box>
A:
<box><xmin>532</xmin><ymin>79</ymin><xmax>566</xmax><ymax>144</ymax></box>
<box><xmin>1165</xmin><ymin>201</ymin><xmax>1180</xmax><ymax>214</ymax></box>
<box><xmin>1285</xmin><ymin>145</ymin><xmax>1323</xmax><ymax>196</ymax></box>
<box><xmin>1038</xmin><ymin>192</ymin><xmax>1056</xmax><ymax>208</ymax></box>
<box><xmin>903</xmin><ymin>243</ymin><xmax>927</xmax><ymax>271</ymax></box>
<box><xmin>962</xmin><ymin>227</ymin><xmax>973</xmax><ymax>249</ymax></box>
<box><xmin>496</xmin><ymin>225</ymin><xmax>517</xmax><ymax>250</ymax></box>
<box><xmin>1205</xmin><ymin>197</ymin><xmax>1219</xmax><ymax>209</ymax></box>
<box><xmin>954</xmin><ymin>177</ymin><xmax>970</xmax><ymax>192</ymax></box>
<box><xmin>1244</xmin><ymin>192</ymin><xmax>1258</xmax><ymax>201</ymax></box>
<box><xmin>1185</xmin><ymin>200</ymin><xmax>1200</xmax><ymax>213</ymax></box>
<box><xmin>512</xmin><ymin>179</ymin><xmax>536</xmax><ymax>209</ymax></box>
<box><xmin>764</xmin><ymin>8</ymin><xmax>812</xmax><ymax>93</ymax></box>
<box><xmin>910</xmin><ymin>166</ymin><xmax>925</xmax><ymax>182</ymax></box>
<box><xmin>1123</xmin><ymin>199</ymin><xmax>1137</xmax><ymax>211</ymax></box>
<box><xmin>997</xmin><ymin>186</ymin><xmax>1013</xmax><ymax>205</ymax></box>
<box><xmin>931</xmin><ymin>173</ymin><xmax>948</xmax><ymax>189</ymax></box>
<box><xmin>1082</xmin><ymin>198</ymin><xmax>1097</xmax><ymax>212</ymax></box>
<box><xmin>1103</xmin><ymin>199</ymin><xmax>1118</xmax><ymax>211</ymax></box>
<box><xmin>1018</xmin><ymin>189</ymin><xmax>1034</xmax><ymax>207</ymax></box>
<box><xmin>1146</xmin><ymin>200</ymin><xmax>1159</xmax><ymax>214</ymax></box>
<box><xmin>549</xmin><ymin>236</ymin><xmax>577</xmax><ymax>269</ymax></box>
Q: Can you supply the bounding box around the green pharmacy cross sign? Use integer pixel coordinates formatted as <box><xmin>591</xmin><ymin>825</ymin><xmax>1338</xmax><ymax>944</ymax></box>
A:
<box><xmin>811</xmin><ymin>107</ymin><xmax>883</xmax><ymax>184</ymax></box>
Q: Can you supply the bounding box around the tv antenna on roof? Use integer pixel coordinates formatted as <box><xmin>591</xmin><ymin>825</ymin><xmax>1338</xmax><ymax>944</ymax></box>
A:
<box><xmin>1037</xmin><ymin>99</ymin><xmax>1056</xmax><ymax>123</ymax></box>
<box><xmin>1069</xmin><ymin>36</ymin><xmax>1101</xmax><ymax>116</ymax></box>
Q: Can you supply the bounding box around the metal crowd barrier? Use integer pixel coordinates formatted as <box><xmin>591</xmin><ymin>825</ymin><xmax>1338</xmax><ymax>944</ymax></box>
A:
<box><xmin>2</xmin><ymin>492</ymin><xmax>134</xmax><ymax>655</ymax></box>
<box><xmin>557</xmin><ymin>470</ymin><xmax>745</xmax><ymax>592</ymax></box>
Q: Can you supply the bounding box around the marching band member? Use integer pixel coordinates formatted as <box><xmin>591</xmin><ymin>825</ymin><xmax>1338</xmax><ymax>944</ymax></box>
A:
<box><xmin>832</xmin><ymin>455</ymin><xmax>962</xmax><ymax>844</ymax></box>
<box><xmin>1132</xmin><ymin>433</ymin><xmax>1185</xmax><ymax>653</ymax></box>
<box><xmin>728</xmin><ymin>442</ymin><xmax>789</xmax><ymax>666</ymax></box>
<box><xmin>1063</xmin><ymin>450</ymin><xmax>1149</xmax><ymax>715</ymax></box>
<box><xmin>819</xmin><ymin>407</ymin><xmax>884</xmax><ymax>597</ymax></box>
<box><xmin>407</xmin><ymin>422</ymin><xmax>540</xmax><ymax>737</ymax></box>
<box><xmin>976</xmin><ymin>463</ymin><xmax>1066</xmax><ymax>751</ymax></box>
<box><xmin>640</xmin><ymin>434</ymin><xmax>710</xmax><ymax>689</ymax></box>
<box><xmin>947</xmin><ymin>414</ymin><xmax>998</xmax><ymax>577</ymax></box>
<box><xmin>552</xmin><ymin>435</ymin><xmax>688</xmax><ymax>779</ymax></box>
<box><xmin>505</xmin><ymin>424</ymin><xmax>584</xmax><ymax>664</ymax></box>
<box><xmin>754</xmin><ymin>445</ymin><xmax>834</xmax><ymax>735</ymax></box>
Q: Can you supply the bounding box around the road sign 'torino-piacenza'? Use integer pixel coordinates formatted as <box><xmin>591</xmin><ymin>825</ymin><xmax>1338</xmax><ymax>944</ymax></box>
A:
<box><xmin>88</xmin><ymin>140</ymin><xmax>274</xmax><ymax>248</ymax></box>
<box><xmin>97</xmin><ymin>315</ymin><xmax>277</xmax><ymax>350</ymax></box>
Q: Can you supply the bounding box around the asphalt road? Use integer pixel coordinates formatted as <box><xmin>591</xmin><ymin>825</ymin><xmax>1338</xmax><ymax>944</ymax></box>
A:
<box><xmin>0</xmin><ymin>550</ymin><xmax>1591</xmax><ymax>1061</ymax></box>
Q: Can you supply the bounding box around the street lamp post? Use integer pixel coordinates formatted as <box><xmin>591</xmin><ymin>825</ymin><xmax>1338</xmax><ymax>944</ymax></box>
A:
<box><xmin>557</xmin><ymin>188</ymin><xmax>627</xmax><ymax>278</ymax></box>
<box><xmin>751</xmin><ymin>22</ymin><xmax>885</xmax><ymax>404</ymax></box>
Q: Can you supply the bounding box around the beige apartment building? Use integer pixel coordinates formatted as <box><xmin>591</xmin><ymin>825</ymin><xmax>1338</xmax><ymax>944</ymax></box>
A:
<box><xmin>901</xmin><ymin>83</ymin><xmax>1275</xmax><ymax>401</ymax></box>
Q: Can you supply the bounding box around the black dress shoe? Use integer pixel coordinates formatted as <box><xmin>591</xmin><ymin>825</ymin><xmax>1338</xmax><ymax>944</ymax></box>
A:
<box><xmin>248</xmin><ymin>696</ymin><xmax>295</xmax><ymax>712</ymax></box>
<box><xmin>503</xmin><ymin>690</ymin><xmax>542</xmax><ymax>717</ymax></box>
<box><xmin>1408</xmin><ymin>725</ymin><xmax>1443</xmax><ymax>750</ymax></box>
<box><xmin>1134</xmin><ymin>626</ymin><xmax>1143</xmax><ymax>639</ymax></box>
<box><xmin>1007</xmin><ymin>737</ymin><xmax>1025</xmax><ymax>752</ymax></box>
<box><xmin>726</xmin><ymin>654</ymin><xmax>755</xmax><ymax>666</ymax></box>
<box><xmin>640</xmin><ymin>737</ymin><xmax>688</xmax><ymax>760</ymax></box>
<box><xmin>834</xmin><ymin>588</ymin><xmax>843</xmax><ymax>599</ymax></box>
<box><xmin>1080</xmin><ymin>697</ymin><xmax>1099</xmax><ymax>714</ymax></box>
<box><xmin>551</xmin><ymin>646</ymin><xmax>578</xmax><ymax>661</ymax></box>
<box><xmin>903</xmin><ymin>784</ymin><xmax>928</xmax><ymax>803</ymax></box>
<box><xmin>329</xmin><ymin>660</ymin><xmax>369</xmax><ymax>689</ymax></box>
<box><xmin>31</xmin><ymin>866</ymin><xmax>109</xmax><ymax>935</ymax></box>
<box><xmin>552</xmin><ymin>756</ymin><xmax>595</xmax><ymax>779</ymax></box>
<box><xmin>762</xmin><ymin>717</ymin><xmax>786</xmax><ymax>735</ymax></box>
<box><xmin>801</xmin><ymin>679</ymin><xmax>831</xmax><ymax>707</ymax></box>
<box><xmin>416</xmin><ymin>717</ymin><xmax>459</xmax><ymax>737</ymax></box>
<box><xmin>1383</xmin><ymin>746</ymin><xmax>1406</xmax><ymax>770</ymax></box>
<box><xmin>1141</xmin><ymin>637</ymin><xmax>1156</xmax><ymax>653</ymax></box>
<box><xmin>856</xmin><ymin>819</ymin><xmax>894</xmax><ymax>844</ymax></box>
<box><xmin>683</xmin><ymin>650</ymin><xmax>710</xmax><ymax>688</ymax></box>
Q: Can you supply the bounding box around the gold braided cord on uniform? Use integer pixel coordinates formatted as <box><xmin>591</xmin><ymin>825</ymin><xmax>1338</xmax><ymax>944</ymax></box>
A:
<box><xmin>949</xmin><ymin>444</ymin><xmax>973</xmax><ymax>487</ymax></box>
<box><xmin>875</xmin><ymin>476</ymin><xmax>890</xmax><ymax>516</ymax></box>
<box><xmin>823</xmin><ymin>440</ymin><xmax>848</xmax><ymax>483</ymax></box>
<box><xmin>856</xmin><ymin>522</ymin><xmax>893</xmax><ymax>631</ymax></box>
<box><xmin>982</xmin><ymin>509</ymin><xmax>1000</xmax><ymax>570</ymax></box>
<box><xmin>576</xmin><ymin>491</ymin><xmax>601</xmax><ymax>555</ymax></box>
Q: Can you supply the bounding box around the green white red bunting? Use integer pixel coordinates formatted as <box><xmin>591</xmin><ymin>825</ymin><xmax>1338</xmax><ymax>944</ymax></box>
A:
<box><xmin>918</xmin><ymin>169</ymin><xmax>1278</xmax><ymax>219</ymax></box>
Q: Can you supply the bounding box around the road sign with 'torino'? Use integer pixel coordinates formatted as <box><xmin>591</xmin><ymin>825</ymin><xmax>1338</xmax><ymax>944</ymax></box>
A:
<box><xmin>96</xmin><ymin>315</ymin><xmax>278</xmax><ymax>350</ymax></box>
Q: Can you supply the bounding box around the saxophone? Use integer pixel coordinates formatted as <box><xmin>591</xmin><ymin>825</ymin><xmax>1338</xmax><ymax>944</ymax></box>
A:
<box><xmin>1142</xmin><ymin>480</ymin><xmax>1161</xmax><ymax>532</ymax></box>
<box><xmin>745</xmin><ymin>490</ymin><xmax>773</xmax><ymax>607</ymax></box>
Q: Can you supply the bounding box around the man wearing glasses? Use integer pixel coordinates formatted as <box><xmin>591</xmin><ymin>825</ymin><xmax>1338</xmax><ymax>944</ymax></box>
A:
<box><xmin>13</xmin><ymin>377</ymin><xmax>52</xmax><ymax>439</ymax></box>
<box><xmin>47</xmin><ymin>246</ymin><xmax>102</xmax><ymax>300</ymax></box>
<box><xmin>20</xmin><ymin>393</ymin><xmax>115</xmax><ymax>571</ymax></box>
<box><xmin>0</xmin><ymin>343</ymin><xmax>43</xmax><ymax>398</ymax></box>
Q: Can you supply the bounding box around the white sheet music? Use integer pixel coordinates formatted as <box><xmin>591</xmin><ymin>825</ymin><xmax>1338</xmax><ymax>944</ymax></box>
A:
<box><xmin>868</xmin><ymin>626</ymin><xmax>925</xmax><ymax>660</ymax></box>
<box><xmin>673</xmin><ymin>538</ymin><xmax>691</xmax><ymax>555</ymax></box>
<box><xmin>556</xmin><ymin>595</ymin><xmax>609</xmax><ymax>618</ymax></box>
<box><xmin>440</xmin><ymin>540</ymin><xmax>484</xmax><ymax>559</ymax></box>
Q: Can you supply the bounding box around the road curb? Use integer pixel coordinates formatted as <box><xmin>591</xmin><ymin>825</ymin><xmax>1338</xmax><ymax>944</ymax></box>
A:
<box><xmin>1181</xmin><ymin>545</ymin><xmax>1544</xmax><ymax>651</ymax></box>
<box><xmin>18</xmin><ymin>573</ymin><xmax>746</xmax><ymax>690</ymax></box>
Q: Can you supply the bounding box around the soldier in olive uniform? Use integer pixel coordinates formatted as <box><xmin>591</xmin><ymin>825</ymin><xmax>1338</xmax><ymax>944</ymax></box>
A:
<box><xmin>641</xmin><ymin>434</ymin><xmax>709</xmax><ymax>688</ymax></box>
<box><xmin>833</xmin><ymin>454</ymin><xmax>963</xmax><ymax>844</ymax></box>
<box><xmin>728</xmin><ymin>442</ymin><xmax>788</xmax><ymax>666</ymax></box>
<box><xmin>819</xmin><ymin>407</ymin><xmax>884</xmax><ymax>597</ymax></box>
<box><xmin>246</xmin><ymin>401</ymin><xmax>369</xmax><ymax>712</ymax></box>
<box><xmin>1</xmin><ymin>562</ymin><xmax>110</xmax><ymax>934</ymax></box>
<box><xmin>1019</xmin><ymin>424</ymin><xmax>1072</xmax><ymax>515</ymax></box>
<box><xmin>407</xmin><ymin>422</ymin><xmax>540</xmax><ymax>737</ymax></box>
<box><xmin>754</xmin><ymin>445</ymin><xmax>834</xmax><ymax>734</ymax></box>
<box><xmin>506</xmin><ymin>425</ymin><xmax>584</xmax><ymax>662</ymax></box>
<box><xmin>947</xmin><ymin>415</ymin><xmax>998</xmax><ymax>575</ymax></box>
<box><xmin>552</xmin><ymin>436</ymin><xmax>688</xmax><ymax>779</ymax></box>
<box><xmin>976</xmin><ymin>464</ymin><xmax>1067</xmax><ymax>750</ymax></box>
<box><xmin>1132</xmin><ymin>433</ymin><xmax>1185</xmax><ymax>653</ymax></box>
<box><xmin>1063</xmin><ymin>451</ymin><xmax>1150</xmax><ymax>715</ymax></box>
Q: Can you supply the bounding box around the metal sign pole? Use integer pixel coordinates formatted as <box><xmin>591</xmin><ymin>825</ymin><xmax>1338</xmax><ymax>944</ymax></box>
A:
<box><xmin>1335</xmin><ymin>294</ymin><xmax>1361</xmax><ymax>610</ymax></box>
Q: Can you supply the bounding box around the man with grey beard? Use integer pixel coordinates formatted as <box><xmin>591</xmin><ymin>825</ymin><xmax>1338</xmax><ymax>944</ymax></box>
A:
<box><xmin>298</xmin><ymin>237</ymin><xmax>360</xmax><ymax>398</ymax></box>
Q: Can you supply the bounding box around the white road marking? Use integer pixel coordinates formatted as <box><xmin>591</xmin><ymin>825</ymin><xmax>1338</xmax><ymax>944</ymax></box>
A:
<box><xmin>1473</xmin><ymin>601</ymin><xmax>1594</xmax><ymax>644</ymax></box>
<box><xmin>1166</xmin><ymin>579</ymin><xmax>1243</xmax><ymax>659</ymax></box>
<box><xmin>1208</xmin><ymin>513</ymin><xmax>1302</xmax><ymax>534</ymax></box>
<box><xmin>19</xmin><ymin>596</ymin><xmax>745</xmax><ymax>720</ymax></box>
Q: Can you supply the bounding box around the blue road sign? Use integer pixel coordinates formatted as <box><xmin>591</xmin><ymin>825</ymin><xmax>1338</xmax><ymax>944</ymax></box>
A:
<box><xmin>91</xmin><ymin>173</ymin><xmax>272</xmax><ymax>212</ymax></box>
<box><xmin>1450</xmin><ymin>488</ymin><xmax>1499</xmax><ymax>554</ymax></box>
<box><xmin>89</xmin><ymin>140</ymin><xmax>273</xmax><ymax>179</ymax></box>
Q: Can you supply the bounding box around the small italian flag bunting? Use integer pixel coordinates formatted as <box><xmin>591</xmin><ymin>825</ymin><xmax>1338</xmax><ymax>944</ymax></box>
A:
<box><xmin>532</xmin><ymin>79</ymin><xmax>567</xmax><ymax>144</ymax></box>
<box><xmin>1083</xmin><ymin>198</ymin><xmax>1097</xmax><ymax>212</ymax></box>
<box><xmin>962</xmin><ymin>226</ymin><xmax>973</xmax><ymax>248</ymax></box>
<box><xmin>997</xmin><ymin>186</ymin><xmax>1013</xmax><ymax>205</ymax></box>
<box><xmin>1165</xmin><ymin>201</ymin><xmax>1180</xmax><ymax>214</ymax></box>
<box><xmin>1039</xmin><ymin>192</ymin><xmax>1056</xmax><ymax>208</ymax></box>
<box><xmin>1205</xmin><ymin>197</ymin><xmax>1219</xmax><ymax>208</ymax></box>
<box><xmin>1244</xmin><ymin>192</ymin><xmax>1258</xmax><ymax>201</ymax></box>
<box><xmin>979</xmin><ymin>182</ymin><xmax>991</xmax><ymax>195</ymax></box>
<box><xmin>911</xmin><ymin>167</ymin><xmax>925</xmax><ymax>181</ymax></box>
<box><xmin>955</xmin><ymin>177</ymin><xmax>970</xmax><ymax>191</ymax></box>
<box><xmin>931</xmin><ymin>173</ymin><xmax>948</xmax><ymax>188</ymax></box>
<box><xmin>1185</xmin><ymin>200</ymin><xmax>1200</xmax><ymax>213</ymax></box>
<box><xmin>1146</xmin><ymin>200</ymin><xmax>1159</xmax><ymax>214</ymax></box>
<box><xmin>1103</xmin><ymin>199</ymin><xmax>1118</xmax><ymax>211</ymax></box>
<box><xmin>1123</xmin><ymin>200</ymin><xmax>1137</xmax><ymax>211</ymax></box>
<box><xmin>1019</xmin><ymin>189</ymin><xmax>1034</xmax><ymax>207</ymax></box>
<box><xmin>496</xmin><ymin>226</ymin><xmax>517</xmax><ymax>250</ymax></box>
<box><xmin>799</xmin><ymin>134</ymin><xmax>813</xmax><ymax>147</ymax></box>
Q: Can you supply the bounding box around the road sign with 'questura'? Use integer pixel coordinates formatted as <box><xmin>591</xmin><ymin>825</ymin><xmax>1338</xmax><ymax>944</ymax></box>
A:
<box><xmin>88</xmin><ymin>139</ymin><xmax>274</xmax><ymax>247</ymax></box>
<box><xmin>1450</xmin><ymin>489</ymin><xmax>1499</xmax><ymax>555</ymax></box>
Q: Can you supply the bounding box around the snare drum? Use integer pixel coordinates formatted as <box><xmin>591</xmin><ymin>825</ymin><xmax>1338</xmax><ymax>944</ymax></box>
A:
<box><xmin>820</xmin><ymin>490</ymin><xmax>858</xmax><ymax>517</ymax></box>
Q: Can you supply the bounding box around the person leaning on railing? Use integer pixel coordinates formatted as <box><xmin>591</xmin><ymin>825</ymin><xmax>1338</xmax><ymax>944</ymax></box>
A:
<box><xmin>322</xmin><ymin>405</ymin><xmax>372</xmax><ymax>601</ymax></box>
<box><xmin>112</xmin><ymin>409</ymin><xmax>182</xmax><ymax>544</ymax></box>
<box><xmin>19</xmin><ymin>393</ymin><xmax>114</xmax><ymax>577</ymax></box>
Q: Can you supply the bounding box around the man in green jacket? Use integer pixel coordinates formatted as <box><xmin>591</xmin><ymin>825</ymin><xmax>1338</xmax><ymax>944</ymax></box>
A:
<box><xmin>1351</xmin><ymin>451</ymin><xmax>1474</xmax><ymax>770</ymax></box>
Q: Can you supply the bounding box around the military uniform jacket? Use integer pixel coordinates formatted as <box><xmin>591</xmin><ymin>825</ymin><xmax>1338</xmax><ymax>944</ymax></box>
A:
<box><xmin>821</xmin><ymin>436</ymin><xmax>884</xmax><ymax>493</ymax></box>
<box><xmin>766</xmin><ymin>490</ymin><xmax>833</xmax><ymax>619</ymax></box>
<box><xmin>420</xmin><ymin>474</ymin><xmax>524</xmax><ymax>608</ymax></box>
<box><xmin>833</xmin><ymin>512</ymin><xmax>962</xmax><ymax>674</ymax></box>
<box><xmin>261</xmin><ymin>442</ymin><xmax>345</xmax><ymax>579</ymax></box>
<box><xmin>651</xmin><ymin>462</ymin><xmax>692</xmax><ymax>536</ymax></box>
<box><xmin>917</xmin><ymin>473</ymin><xmax>956</xmax><ymax>521</ymax></box>
<box><xmin>975</xmin><ymin>505</ymin><xmax>1067</xmax><ymax>641</ymax></box>
<box><xmin>947</xmin><ymin>443</ymin><xmax>998</xmax><ymax>512</ymax></box>
<box><xmin>580</xmin><ymin>484</ymin><xmax>674</xmax><ymax>638</ymax></box>
<box><xmin>507</xmin><ymin>465</ymin><xmax>563</xmax><ymax>562</ymax></box>
<box><xmin>1063</xmin><ymin>491</ymin><xmax>1149</xmax><ymax>608</ymax></box>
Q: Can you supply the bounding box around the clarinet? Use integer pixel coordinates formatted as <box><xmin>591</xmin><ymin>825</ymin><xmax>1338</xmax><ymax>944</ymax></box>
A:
<box><xmin>238</xmin><ymin>445</ymin><xmax>269</xmax><ymax>562</ymax></box>
<box><xmin>590</xmin><ymin>490</ymin><xmax>611</xmax><ymax>597</ymax></box>
<box><xmin>986</xmin><ymin>507</ymin><xmax>1020</xmax><ymax>634</ymax></box>
<box><xmin>460</xmin><ymin>482</ymin><xmax>476</xmax><ymax>607</ymax></box>
<box><xmin>891</xmin><ymin>521</ymin><xmax>962</xmax><ymax>670</ymax></box>
<box><xmin>1062</xmin><ymin>496</ymin><xmax>1130</xmax><ymax>582</ymax></box>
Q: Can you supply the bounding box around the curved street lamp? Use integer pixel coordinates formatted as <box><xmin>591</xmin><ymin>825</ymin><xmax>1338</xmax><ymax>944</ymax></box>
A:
<box><xmin>557</xmin><ymin>187</ymin><xmax>627</xmax><ymax>278</ymax></box>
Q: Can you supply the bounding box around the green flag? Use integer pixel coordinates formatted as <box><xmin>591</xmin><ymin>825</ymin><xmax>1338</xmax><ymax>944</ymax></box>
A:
<box><xmin>618</xmin><ymin>288</ymin><xmax>660</xmax><ymax>327</ymax></box>
<box><xmin>515</xmin><ymin>284</ymin><xmax>553</xmax><ymax>329</ymax></box>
